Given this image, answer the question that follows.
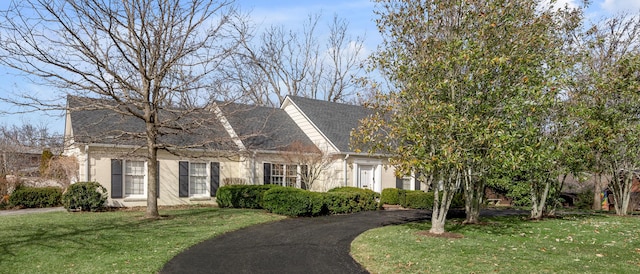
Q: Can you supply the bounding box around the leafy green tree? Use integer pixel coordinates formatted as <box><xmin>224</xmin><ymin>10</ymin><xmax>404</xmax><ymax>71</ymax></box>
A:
<box><xmin>572</xmin><ymin>14</ymin><xmax>640</xmax><ymax>215</ymax></box>
<box><xmin>353</xmin><ymin>0</ymin><xmax>580</xmax><ymax>231</ymax></box>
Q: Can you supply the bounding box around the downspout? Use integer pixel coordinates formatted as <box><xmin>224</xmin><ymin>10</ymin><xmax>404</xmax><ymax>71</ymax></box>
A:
<box><xmin>85</xmin><ymin>145</ymin><xmax>90</xmax><ymax>182</ymax></box>
<box><xmin>344</xmin><ymin>154</ymin><xmax>350</xmax><ymax>187</ymax></box>
<box><xmin>252</xmin><ymin>151</ymin><xmax>257</xmax><ymax>185</ymax></box>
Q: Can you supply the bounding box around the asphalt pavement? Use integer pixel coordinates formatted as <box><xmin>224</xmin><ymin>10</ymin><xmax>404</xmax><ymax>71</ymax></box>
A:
<box><xmin>160</xmin><ymin>209</ymin><xmax>433</xmax><ymax>274</ymax></box>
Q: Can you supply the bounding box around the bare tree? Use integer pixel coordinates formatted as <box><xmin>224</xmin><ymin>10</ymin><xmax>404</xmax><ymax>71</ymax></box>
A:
<box><xmin>0</xmin><ymin>0</ymin><xmax>242</xmax><ymax>219</ymax></box>
<box><xmin>279</xmin><ymin>141</ymin><xmax>336</xmax><ymax>191</ymax></box>
<box><xmin>0</xmin><ymin>123</ymin><xmax>62</xmax><ymax>176</ymax></box>
<box><xmin>229</xmin><ymin>13</ymin><xmax>365</xmax><ymax>106</ymax></box>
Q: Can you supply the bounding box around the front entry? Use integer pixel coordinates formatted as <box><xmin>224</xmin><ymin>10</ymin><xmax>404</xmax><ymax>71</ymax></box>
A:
<box><xmin>358</xmin><ymin>165</ymin><xmax>375</xmax><ymax>191</ymax></box>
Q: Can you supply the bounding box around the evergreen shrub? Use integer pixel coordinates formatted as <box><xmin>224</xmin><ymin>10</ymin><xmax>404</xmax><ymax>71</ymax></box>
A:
<box><xmin>216</xmin><ymin>184</ymin><xmax>279</xmax><ymax>209</ymax></box>
<box><xmin>9</xmin><ymin>186</ymin><xmax>62</xmax><ymax>208</ymax></box>
<box><xmin>381</xmin><ymin>188</ymin><xmax>400</xmax><ymax>205</ymax></box>
<box><xmin>61</xmin><ymin>182</ymin><xmax>107</xmax><ymax>212</ymax></box>
<box><xmin>261</xmin><ymin>187</ymin><xmax>325</xmax><ymax>217</ymax></box>
<box><xmin>327</xmin><ymin>186</ymin><xmax>379</xmax><ymax>211</ymax></box>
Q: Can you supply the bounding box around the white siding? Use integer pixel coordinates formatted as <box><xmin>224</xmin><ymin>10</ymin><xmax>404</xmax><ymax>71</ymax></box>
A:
<box><xmin>282</xmin><ymin>100</ymin><xmax>339</xmax><ymax>154</ymax></box>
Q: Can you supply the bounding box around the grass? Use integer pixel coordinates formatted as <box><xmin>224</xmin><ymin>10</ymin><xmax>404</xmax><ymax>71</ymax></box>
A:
<box><xmin>352</xmin><ymin>213</ymin><xmax>640</xmax><ymax>273</ymax></box>
<box><xmin>0</xmin><ymin>207</ymin><xmax>285</xmax><ymax>273</ymax></box>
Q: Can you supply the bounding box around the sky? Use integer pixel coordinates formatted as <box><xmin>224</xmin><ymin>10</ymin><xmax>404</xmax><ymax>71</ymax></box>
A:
<box><xmin>0</xmin><ymin>0</ymin><xmax>637</xmax><ymax>135</ymax></box>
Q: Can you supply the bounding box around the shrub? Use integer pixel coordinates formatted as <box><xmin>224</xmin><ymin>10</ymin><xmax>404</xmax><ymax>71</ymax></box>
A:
<box><xmin>216</xmin><ymin>184</ymin><xmax>279</xmax><ymax>209</ymax></box>
<box><xmin>451</xmin><ymin>192</ymin><xmax>465</xmax><ymax>208</ymax></box>
<box><xmin>575</xmin><ymin>188</ymin><xmax>594</xmax><ymax>210</ymax></box>
<box><xmin>381</xmin><ymin>188</ymin><xmax>400</xmax><ymax>205</ymax></box>
<box><xmin>9</xmin><ymin>186</ymin><xmax>62</xmax><ymax>208</ymax></box>
<box><xmin>327</xmin><ymin>186</ymin><xmax>379</xmax><ymax>211</ymax></box>
<box><xmin>398</xmin><ymin>189</ymin><xmax>422</xmax><ymax>207</ymax></box>
<box><xmin>402</xmin><ymin>191</ymin><xmax>434</xmax><ymax>209</ymax></box>
<box><xmin>61</xmin><ymin>182</ymin><xmax>107</xmax><ymax>212</ymax></box>
<box><xmin>261</xmin><ymin>187</ymin><xmax>325</xmax><ymax>217</ymax></box>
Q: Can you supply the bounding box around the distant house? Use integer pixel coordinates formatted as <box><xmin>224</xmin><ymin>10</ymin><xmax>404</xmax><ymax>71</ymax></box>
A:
<box><xmin>64</xmin><ymin>95</ymin><xmax>414</xmax><ymax>207</ymax></box>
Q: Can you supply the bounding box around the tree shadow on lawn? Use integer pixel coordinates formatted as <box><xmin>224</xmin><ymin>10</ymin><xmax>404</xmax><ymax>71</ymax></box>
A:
<box><xmin>400</xmin><ymin>208</ymin><xmax>600</xmax><ymax>239</ymax></box>
<box><xmin>0</xmin><ymin>207</ymin><xmax>253</xmax><ymax>264</ymax></box>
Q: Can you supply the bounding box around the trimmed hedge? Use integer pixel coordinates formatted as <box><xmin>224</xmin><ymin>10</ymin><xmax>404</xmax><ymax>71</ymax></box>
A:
<box><xmin>9</xmin><ymin>186</ymin><xmax>62</xmax><ymax>208</ymax></box>
<box><xmin>381</xmin><ymin>188</ymin><xmax>400</xmax><ymax>205</ymax></box>
<box><xmin>397</xmin><ymin>190</ymin><xmax>465</xmax><ymax>210</ymax></box>
<box><xmin>216</xmin><ymin>184</ymin><xmax>279</xmax><ymax>209</ymax></box>
<box><xmin>217</xmin><ymin>184</ymin><xmax>382</xmax><ymax>217</ymax></box>
<box><xmin>327</xmin><ymin>186</ymin><xmax>379</xmax><ymax>212</ymax></box>
<box><xmin>402</xmin><ymin>191</ymin><xmax>433</xmax><ymax>209</ymax></box>
<box><xmin>261</xmin><ymin>187</ymin><xmax>325</xmax><ymax>217</ymax></box>
<box><xmin>61</xmin><ymin>182</ymin><xmax>108</xmax><ymax>212</ymax></box>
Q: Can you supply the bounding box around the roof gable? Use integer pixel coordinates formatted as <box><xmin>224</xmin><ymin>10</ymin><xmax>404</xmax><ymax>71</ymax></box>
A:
<box><xmin>219</xmin><ymin>102</ymin><xmax>316</xmax><ymax>151</ymax></box>
<box><xmin>284</xmin><ymin>96</ymin><xmax>372</xmax><ymax>153</ymax></box>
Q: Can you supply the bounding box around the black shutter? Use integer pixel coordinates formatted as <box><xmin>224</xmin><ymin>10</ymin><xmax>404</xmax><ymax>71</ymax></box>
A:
<box><xmin>111</xmin><ymin>159</ymin><xmax>123</xmax><ymax>198</ymax></box>
<box><xmin>156</xmin><ymin>161</ymin><xmax>160</xmax><ymax>198</ymax></box>
<box><xmin>210</xmin><ymin>162</ymin><xmax>220</xmax><ymax>197</ymax></box>
<box><xmin>263</xmin><ymin>163</ymin><xmax>271</xmax><ymax>185</ymax></box>
<box><xmin>179</xmin><ymin>161</ymin><xmax>189</xmax><ymax>197</ymax></box>
<box><xmin>415</xmin><ymin>178</ymin><xmax>420</xmax><ymax>191</ymax></box>
<box><xmin>396</xmin><ymin>177</ymin><xmax>403</xmax><ymax>189</ymax></box>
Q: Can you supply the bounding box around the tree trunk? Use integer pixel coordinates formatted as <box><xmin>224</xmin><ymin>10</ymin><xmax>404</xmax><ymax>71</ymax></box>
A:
<box><xmin>430</xmin><ymin>189</ymin><xmax>448</xmax><ymax>234</ymax></box>
<box><xmin>546</xmin><ymin>174</ymin><xmax>568</xmax><ymax>217</ymax></box>
<box><xmin>610</xmin><ymin>168</ymin><xmax>633</xmax><ymax>216</ymax></box>
<box><xmin>144</xmin><ymin>120</ymin><xmax>160</xmax><ymax>219</ymax></box>
<box><xmin>429</xmin><ymin>172</ymin><xmax>458</xmax><ymax>234</ymax></box>
<box><xmin>593</xmin><ymin>172</ymin><xmax>603</xmax><ymax>210</ymax></box>
<box><xmin>530</xmin><ymin>179</ymin><xmax>550</xmax><ymax>220</ymax></box>
<box><xmin>463</xmin><ymin>168</ymin><xmax>483</xmax><ymax>224</ymax></box>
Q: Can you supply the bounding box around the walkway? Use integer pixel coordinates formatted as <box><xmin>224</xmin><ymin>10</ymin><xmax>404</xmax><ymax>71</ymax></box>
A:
<box><xmin>0</xmin><ymin>207</ymin><xmax>66</xmax><ymax>216</ymax></box>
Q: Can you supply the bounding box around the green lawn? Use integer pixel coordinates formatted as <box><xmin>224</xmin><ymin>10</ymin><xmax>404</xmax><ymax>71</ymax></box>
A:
<box><xmin>352</xmin><ymin>213</ymin><xmax>640</xmax><ymax>273</ymax></box>
<box><xmin>0</xmin><ymin>207</ymin><xmax>284</xmax><ymax>273</ymax></box>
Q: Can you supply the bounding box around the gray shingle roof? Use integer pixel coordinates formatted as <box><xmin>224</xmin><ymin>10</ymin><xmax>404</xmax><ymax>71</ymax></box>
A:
<box><xmin>67</xmin><ymin>96</ymin><xmax>236</xmax><ymax>150</ymax></box>
<box><xmin>219</xmin><ymin>102</ymin><xmax>316</xmax><ymax>151</ymax></box>
<box><xmin>286</xmin><ymin>96</ymin><xmax>372</xmax><ymax>152</ymax></box>
<box><xmin>67</xmin><ymin>96</ymin><xmax>315</xmax><ymax>152</ymax></box>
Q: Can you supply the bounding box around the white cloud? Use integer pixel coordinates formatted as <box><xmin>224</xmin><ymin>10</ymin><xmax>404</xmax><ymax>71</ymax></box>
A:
<box><xmin>601</xmin><ymin>0</ymin><xmax>640</xmax><ymax>13</ymax></box>
<box><xmin>540</xmin><ymin>0</ymin><xmax>581</xmax><ymax>10</ymax></box>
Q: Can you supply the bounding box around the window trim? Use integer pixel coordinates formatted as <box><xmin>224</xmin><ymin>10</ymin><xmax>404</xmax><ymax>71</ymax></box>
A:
<box><xmin>188</xmin><ymin>162</ymin><xmax>209</xmax><ymax>197</ymax></box>
<box><xmin>265</xmin><ymin>163</ymin><xmax>304</xmax><ymax>188</ymax></box>
<box><xmin>123</xmin><ymin>160</ymin><xmax>147</xmax><ymax>199</ymax></box>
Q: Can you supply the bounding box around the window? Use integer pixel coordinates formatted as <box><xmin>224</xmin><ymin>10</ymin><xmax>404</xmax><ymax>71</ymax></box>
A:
<box><xmin>190</xmin><ymin>162</ymin><xmax>208</xmax><ymax>196</ymax></box>
<box><xmin>125</xmin><ymin>160</ymin><xmax>146</xmax><ymax>198</ymax></box>
<box><xmin>402</xmin><ymin>177</ymin><xmax>412</xmax><ymax>190</ymax></box>
<box><xmin>179</xmin><ymin>161</ymin><xmax>219</xmax><ymax>198</ymax></box>
<box><xmin>285</xmin><ymin>165</ymin><xmax>297</xmax><ymax>187</ymax></box>
<box><xmin>264</xmin><ymin>163</ymin><xmax>307</xmax><ymax>188</ymax></box>
<box><xmin>271</xmin><ymin>164</ymin><xmax>284</xmax><ymax>186</ymax></box>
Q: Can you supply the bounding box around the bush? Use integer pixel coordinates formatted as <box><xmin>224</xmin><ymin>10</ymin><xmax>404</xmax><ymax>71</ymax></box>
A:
<box><xmin>397</xmin><ymin>190</ymin><xmax>464</xmax><ymax>210</ymax></box>
<box><xmin>327</xmin><ymin>186</ymin><xmax>379</xmax><ymax>211</ymax></box>
<box><xmin>216</xmin><ymin>184</ymin><xmax>279</xmax><ymax>209</ymax></box>
<box><xmin>402</xmin><ymin>191</ymin><xmax>433</xmax><ymax>209</ymax></box>
<box><xmin>61</xmin><ymin>182</ymin><xmax>107</xmax><ymax>212</ymax></box>
<box><xmin>451</xmin><ymin>192</ymin><xmax>465</xmax><ymax>208</ymax></box>
<box><xmin>381</xmin><ymin>188</ymin><xmax>400</xmax><ymax>205</ymax></box>
<box><xmin>261</xmin><ymin>187</ymin><xmax>325</xmax><ymax>217</ymax></box>
<box><xmin>9</xmin><ymin>186</ymin><xmax>62</xmax><ymax>208</ymax></box>
<box><xmin>575</xmin><ymin>188</ymin><xmax>594</xmax><ymax>210</ymax></box>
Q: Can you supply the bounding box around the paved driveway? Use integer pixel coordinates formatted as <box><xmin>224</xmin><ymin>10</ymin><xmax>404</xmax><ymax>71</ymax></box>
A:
<box><xmin>160</xmin><ymin>209</ymin><xmax>432</xmax><ymax>274</ymax></box>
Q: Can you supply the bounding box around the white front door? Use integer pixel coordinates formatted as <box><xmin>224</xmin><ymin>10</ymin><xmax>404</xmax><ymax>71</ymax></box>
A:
<box><xmin>358</xmin><ymin>165</ymin><xmax>375</xmax><ymax>191</ymax></box>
